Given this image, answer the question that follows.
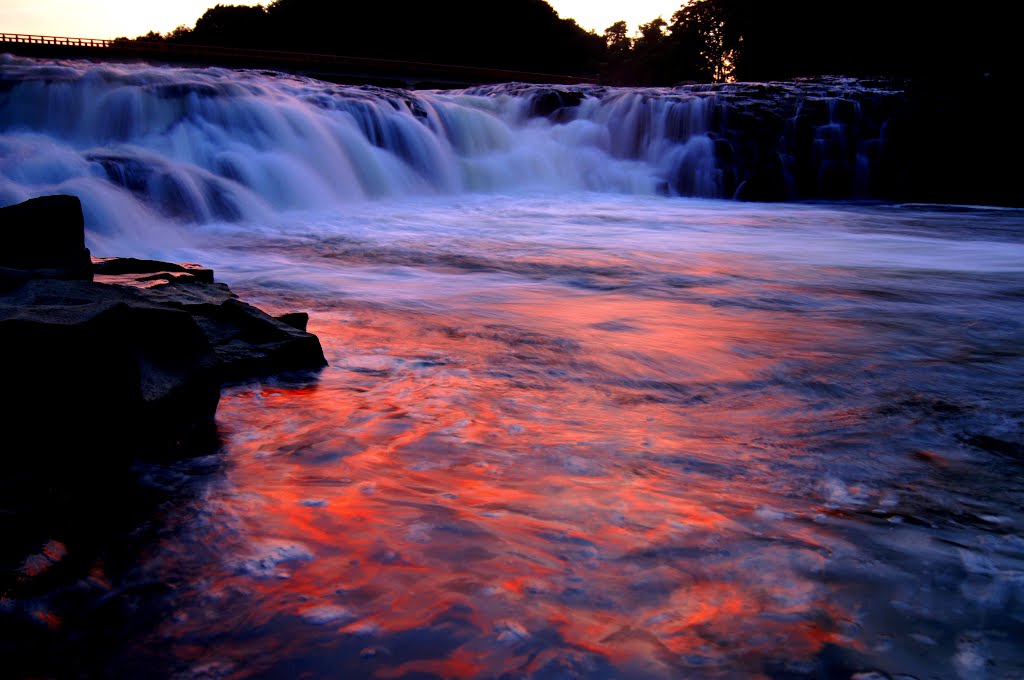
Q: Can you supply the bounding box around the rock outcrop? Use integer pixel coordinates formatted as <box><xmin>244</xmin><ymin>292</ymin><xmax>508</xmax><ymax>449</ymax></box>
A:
<box><xmin>92</xmin><ymin>256</ymin><xmax>214</xmax><ymax>283</ymax></box>
<box><xmin>3</xmin><ymin>279</ymin><xmax>221</xmax><ymax>446</ymax></box>
<box><xmin>1</xmin><ymin>196</ymin><xmax>329</xmax><ymax>664</ymax></box>
<box><xmin>0</xmin><ymin>195</ymin><xmax>93</xmax><ymax>285</ymax></box>
<box><xmin>0</xmin><ymin>195</ymin><xmax>327</xmax><ymax>453</ymax></box>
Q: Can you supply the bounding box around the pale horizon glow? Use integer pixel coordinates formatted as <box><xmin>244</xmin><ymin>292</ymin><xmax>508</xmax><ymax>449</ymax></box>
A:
<box><xmin>552</xmin><ymin>0</ymin><xmax>683</xmax><ymax>34</ymax></box>
<box><xmin>0</xmin><ymin>0</ymin><xmax>685</xmax><ymax>40</ymax></box>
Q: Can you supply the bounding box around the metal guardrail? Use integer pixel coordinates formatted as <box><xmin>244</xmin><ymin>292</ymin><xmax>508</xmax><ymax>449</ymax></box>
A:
<box><xmin>0</xmin><ymin>32</ymin><xmax>596</xmax><ymax>85</ymax></box>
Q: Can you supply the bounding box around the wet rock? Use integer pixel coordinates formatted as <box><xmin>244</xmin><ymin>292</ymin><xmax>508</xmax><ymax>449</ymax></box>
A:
<box><xmin>0</xmin><ymin>195</ymin><xmax>92</xmax><ymax>284</ymax></box>
<box><xmin>1</xmin><ymin>278</ymin><xmax>221</xmax><ymax>450</ymax></box>
<box><xmin>208</xmin><ymin>299</ymin><xmax>325</xmax><ymax>381</ymax></box>
<box><xmin>0</xmin><ymin>196</ymin><xmax>327</xmax><ymax>450</ymax></box>
<box><xmin>134</xmin><ymin>280</ymin><xmax>327</xmax><ymax>382</ymax></box>
<box><xmin>92</xmin><ymin>256</ymin><xmax>214</xmax><ymax>283</ymax></box>
<box><xmin>275</xmin><ymin>311</ymin><xmax>309</xmax><ymax>332</ymax></box>
<box><xmin>735</xmin><ymin>157</ymin><xmax>789</xmax><ymax>202</ymax></box>
<box><xmin>1</xmin><ymin>275</ymin><xmax>326</xmax><ymax>450</ymax></box>
<box><xmin>528</xmin><ymin>88</ymin><xmax>585</xmax><ymax>119</ymax></box>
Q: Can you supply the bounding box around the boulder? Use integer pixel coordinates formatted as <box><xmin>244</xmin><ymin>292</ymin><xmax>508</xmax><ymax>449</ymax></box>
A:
<box><xmin>528</xmin><ymin>88</ymin><xmax>585</xmax><ymax>120</ymax></box>
<box><xmin>0</xmin><ymin>195</ymin><xmax>93</xmax><ymax>282</ymax></box>
<box><xmin>133</xmin><ymin>279</ymin><xmax>328</xmax><ymax>383</ymax></box>
<box><xmin>1</xmin><ymin>279</ymin><xmax>221</xmax><ymax>452</ymax></box>
<box><xmin>0</xmin><ymin>207</ymin><xmax>328</xmax><ymax>676</ymax></box>
<box><xmin>275</xmin><ymin>312</ymin><xmax>309</xmax><ymax>332</ymax></box>
<box><xmin>1</xmin><ymin>274</ymin><xmax>328</xmax><ymax>451</ymax></box>
<box><xmin>0</xmin><ymin>196</ymin><xmax>328</xmax><ymax>453</ymax></box>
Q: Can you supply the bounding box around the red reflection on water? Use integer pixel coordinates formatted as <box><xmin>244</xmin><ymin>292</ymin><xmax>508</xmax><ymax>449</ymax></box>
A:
<box><xmin>152</xmin><ymin>252</ymin><xmax>868</xmax><ymax>678</ymax></box>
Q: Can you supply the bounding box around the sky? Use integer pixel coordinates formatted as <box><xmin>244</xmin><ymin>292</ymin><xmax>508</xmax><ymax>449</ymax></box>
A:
<box><xmin>0</xmin><ymin>1</ymin><xmax>684</xmax><ymax>40</ymax></box>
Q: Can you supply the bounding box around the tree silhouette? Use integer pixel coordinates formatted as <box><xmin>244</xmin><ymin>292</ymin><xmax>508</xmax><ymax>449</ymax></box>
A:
<box><xmin>669</xmin><ymin>1</ymin><xmax>738</xmax><ymax>82</ymax></box>
<box><xmin>603</xmin><ymin>21</ymin><xmax>631</xmax><ymax>53</ymax></box>
<box><xmin>636</xmin><ymin>17</ymin><xmax>667</xmax><ymax>50</ymax></box>
<box><xmin>190</xmin><ymin>4</ymin><xmax>272</xmax><ymax>48</ymax></box>
<box><xmin>149</xmin><ymin>0</ymin><xmax>603</xmax><ymax>75</ymax></box>
<box><xmin>117</xmin><ymin>0</ymin><xmax>1017</xmax><ymax>85</ymax></box>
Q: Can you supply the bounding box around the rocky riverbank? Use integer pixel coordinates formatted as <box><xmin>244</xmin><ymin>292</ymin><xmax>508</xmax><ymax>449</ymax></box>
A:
<box><xmin>1</xmin><ymin>194</ymin><xmax>327</xmax><ymax>452</ymax></box>
<box><xmin>0</xmin><ymin>195</ymin><xmax>327</xmax><ymax>675</ymax></box>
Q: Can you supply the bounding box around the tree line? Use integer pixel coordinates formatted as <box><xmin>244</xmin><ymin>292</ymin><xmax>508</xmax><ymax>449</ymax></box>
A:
<box><xmin>603</xmin><ymin>0</ymin><xmax>1016</xmax><ymax>85</ymax></box>
<box><xmin>120</xmin><ymin>0</ymin><xmax>604</xmax><ymax>77</ymax></box>
<box><xmin>120</xmin><ymin>0</ymin><xmax>1016</xmax><ymax>84</ymax></box>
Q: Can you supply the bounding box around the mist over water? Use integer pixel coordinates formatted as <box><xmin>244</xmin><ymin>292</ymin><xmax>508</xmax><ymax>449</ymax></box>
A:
<box><xmin>3</xmin><ymin>58</ymin><xmax>1024</xmax><ymax>678</ymax></box>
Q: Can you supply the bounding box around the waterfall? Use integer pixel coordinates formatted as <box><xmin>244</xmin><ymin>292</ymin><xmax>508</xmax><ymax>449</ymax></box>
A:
<box><xmin>0</xmin><ymin>56</ymin><xmax>906</xmax><ymax>240</ymax></box>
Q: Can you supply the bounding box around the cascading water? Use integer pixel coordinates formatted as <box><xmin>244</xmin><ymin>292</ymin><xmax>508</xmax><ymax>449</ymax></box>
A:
<box><xmin>1</xmin><ymin>55</ymin><xmax>903</xmax><ymax>245</ymax></box>
<box><xmin>0</xmin><ymin>58</ymin><xmax>665</xmax><ymax>233</ymax></box>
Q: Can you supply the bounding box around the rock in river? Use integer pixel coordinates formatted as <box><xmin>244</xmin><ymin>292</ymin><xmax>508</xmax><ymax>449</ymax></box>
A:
<box><xmin>0</xmin><ymin>196</ymin><xmax>329</xmax><ymax>662</ymax></box>
<box><xmin>0</xmin><ymin>195</ymin><xmax>327</xmax><ymax>453</ymax></box>
<box><xmin>0</xmin><ymin>194</ymin><xmax>93</xmax><ymax>284</ymax></box>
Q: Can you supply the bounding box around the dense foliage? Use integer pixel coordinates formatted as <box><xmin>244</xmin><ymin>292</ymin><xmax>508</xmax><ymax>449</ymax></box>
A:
<box><xmin>121</xmin><ymin>0</ymin><xmax>1016</xmax><ymax>84</ymax></box>
<box><xmin>603</xmin><ymin>0</ymin><xmax>1016</xmax><ymax>85</ymax></box>
<box><xmin>122</xmin><ymin>0</ymin><xmax>605</xmax><ymax>76</ymax></box>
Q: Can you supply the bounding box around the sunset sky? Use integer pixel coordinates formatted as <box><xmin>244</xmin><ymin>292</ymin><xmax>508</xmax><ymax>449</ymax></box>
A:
<box><xmin>0</xmin><ymin>1</ymin><xmax>683</xmax><ymax>40</ymax></box>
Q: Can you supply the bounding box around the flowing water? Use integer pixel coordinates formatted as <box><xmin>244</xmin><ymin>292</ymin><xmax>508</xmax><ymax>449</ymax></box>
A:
<box><xmin>2</xmin><ymin>57</ymin><xmax>1024</xmax><ymax>679</ymax></box>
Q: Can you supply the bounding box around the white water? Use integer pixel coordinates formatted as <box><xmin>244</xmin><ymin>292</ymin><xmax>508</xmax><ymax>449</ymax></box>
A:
<box><xmin>0</xmin><ymin>56</ymin><xmax>733</xmax><ymax>249</ymax></box>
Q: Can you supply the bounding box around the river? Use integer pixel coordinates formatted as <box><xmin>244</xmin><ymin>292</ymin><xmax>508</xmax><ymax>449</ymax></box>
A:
<box><xmin>2</xmin><ymin>57</ymin><xmax>1023</xmax><ymax>678</ymax></box>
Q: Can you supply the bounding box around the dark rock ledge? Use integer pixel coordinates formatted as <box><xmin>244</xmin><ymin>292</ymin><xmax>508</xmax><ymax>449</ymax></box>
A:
<box><xmin>1</xmin><ymin>196</ymin><xmax>328</xmax><ymax>675</ymax></box>
<box><xmin>1</xmin><ymin>193</ymin><xmax>327</xmax><ymax>675</ymax></box>
<box><xmin>1</xmin><ymin>195</ymin><xmax>328</xmax><ymax>451</ymax></box>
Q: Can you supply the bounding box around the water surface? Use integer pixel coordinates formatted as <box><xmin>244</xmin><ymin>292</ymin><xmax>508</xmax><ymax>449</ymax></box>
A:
<box><xmin>131</xmin><ymin>195</ymin><xmax>1024</xmax><ymax>679</ymax></box>
<box><xmin>3</xmin><ymin>57</ymin><xmax>1022</xmax><ymax>679</ymax></box>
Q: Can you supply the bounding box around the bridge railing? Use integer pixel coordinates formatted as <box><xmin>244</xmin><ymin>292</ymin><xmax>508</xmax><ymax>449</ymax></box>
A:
<box><xmin>1</xmin><ymin>33</ymin><xmax>113</xmax><ymax>47</ymax></box>
<box><xmin>0</xmin><ymin>32</ymin><xmax>596</xmax><ymax>85</ymax></box>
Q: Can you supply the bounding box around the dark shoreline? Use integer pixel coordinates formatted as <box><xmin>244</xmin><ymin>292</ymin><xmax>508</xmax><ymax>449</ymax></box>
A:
<box><xmin>0</xmin><ymin>194</ymin><xmax>328</xmax><ymax>679</ymax></box>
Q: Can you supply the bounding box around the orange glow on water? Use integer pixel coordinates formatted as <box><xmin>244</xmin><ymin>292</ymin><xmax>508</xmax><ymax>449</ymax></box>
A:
<box><xmin>146</xmin><ymin>247</ymin><xmax>879</xmax><ymax>677</ymax></box>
